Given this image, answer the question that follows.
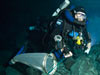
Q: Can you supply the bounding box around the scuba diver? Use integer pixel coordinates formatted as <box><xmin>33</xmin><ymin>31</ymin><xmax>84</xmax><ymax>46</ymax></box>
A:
<box><xmin>44</xmin><ymin>2</ymin><xmax>92</xmax><ymax>60</ymax></box>
<box><xmin>41</xmin><ymin>0</ymin><xmax>92</xmax><ymax>70</ymax></box>
<box><xmin>9</xmin><ymin>0</ymin><xmax>91</xmax><ymax>75</ymax></box>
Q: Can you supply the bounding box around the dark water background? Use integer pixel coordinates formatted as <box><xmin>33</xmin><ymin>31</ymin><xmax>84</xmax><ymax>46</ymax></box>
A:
<box><xmin>0</xmin><ymin>0</ymin><xmax>100</xmax><ymax>74</ymax></box>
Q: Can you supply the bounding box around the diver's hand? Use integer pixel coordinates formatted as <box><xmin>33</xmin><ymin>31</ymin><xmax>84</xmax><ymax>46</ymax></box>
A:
<box><xmin>52</xmin><ymin>0</ymin><xmax>70</xmax><ymax>16</ymax></box>
<box><xmin>84</xmin><ymin>42</ymin><xmax>91</xmax><ymax>54</ymax></box>
<box><xmin>85</xmin><ymin>48</ymin><xmax>90</xmax><ymax>54</ymax></box>
<box><xmin>64</xmin><ymin>51</ymin><xmax>73</xmax><ymax>58</ymax></box>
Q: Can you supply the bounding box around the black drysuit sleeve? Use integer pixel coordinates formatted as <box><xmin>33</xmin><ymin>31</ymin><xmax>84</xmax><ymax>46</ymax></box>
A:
<box><xmin>73</xmin><ymin>18</ymin><xmax>91</xmax><ymax>43</ymax></box>
<box><xmin>83</xmin><ymin>26</ymin><xmax>91</xmax><ymax>43</ymax></box>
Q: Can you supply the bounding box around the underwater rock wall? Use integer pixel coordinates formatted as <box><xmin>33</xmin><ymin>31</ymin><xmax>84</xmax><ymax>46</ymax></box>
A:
<box><xmin>5</xmin><ymin>44</ymin><xmax>100</xmax><ymax>75</ymax></box>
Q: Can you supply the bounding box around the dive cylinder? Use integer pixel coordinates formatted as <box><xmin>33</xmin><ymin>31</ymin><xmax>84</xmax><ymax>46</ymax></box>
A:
<box><xmin>52</xmin><ymin>0</ymin><xmax>70</xmax><ymax>16</ymax></box>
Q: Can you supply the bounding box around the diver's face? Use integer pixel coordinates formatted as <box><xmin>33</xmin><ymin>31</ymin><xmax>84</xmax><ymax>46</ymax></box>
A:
<box><xmin>75</xmin><ymin>12</ymin><xmax>86</xmax><ymax>22</ymax></box>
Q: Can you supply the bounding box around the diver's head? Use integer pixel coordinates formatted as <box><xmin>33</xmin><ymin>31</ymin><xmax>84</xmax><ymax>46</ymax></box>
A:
<box><xmin>73</xmin><ymin>7</ymin><xmax>87</xmax><ymax>22</ymax></box>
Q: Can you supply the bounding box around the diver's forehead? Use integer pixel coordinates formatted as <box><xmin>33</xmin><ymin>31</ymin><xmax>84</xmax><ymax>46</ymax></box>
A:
<box><xmin>76</xmin><ymin>11</ymin><xmax>86</xmax><ymax>15</ymax></box>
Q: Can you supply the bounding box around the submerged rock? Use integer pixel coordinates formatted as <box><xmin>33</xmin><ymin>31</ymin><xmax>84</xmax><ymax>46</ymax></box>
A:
<box><xmin>6</xmin><ymin>67</ymin><xmax>23</xmax><ymax>75</ymax></box>
<box><xmin>5</xmin><ymin>44</ymin><xmax>100</xmax><ymax>75</ymax></box>
<box><xmin>70</xmin><ymin>56</ymin><xmax>98</xmax><ymax>75</ymax></box>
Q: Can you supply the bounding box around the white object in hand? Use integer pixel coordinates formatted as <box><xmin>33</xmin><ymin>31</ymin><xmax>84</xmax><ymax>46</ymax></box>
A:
<box><xmin>85</xmin><ymin>42</ymin><xmax>91</xmax><ymax>54</ymax></box>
